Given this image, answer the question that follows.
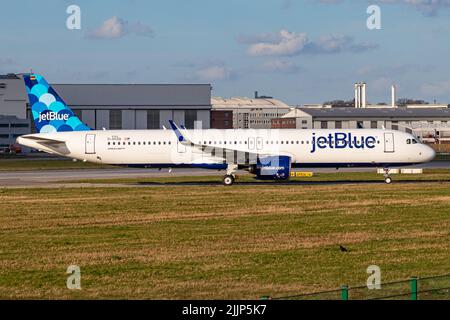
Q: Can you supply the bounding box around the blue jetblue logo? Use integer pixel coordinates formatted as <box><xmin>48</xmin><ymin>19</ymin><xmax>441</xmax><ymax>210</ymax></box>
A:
<box><xmin>311</xmin><ymin>132</ymin><xmax>377</xmax><ymax>153</ymax></box>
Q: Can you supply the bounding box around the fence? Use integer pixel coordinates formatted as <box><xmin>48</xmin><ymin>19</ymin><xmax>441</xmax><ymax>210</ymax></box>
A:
<box><xmin>262</xmin><ymin>274</ymin><xmax>450</xmax><ymax>300</ymax></box>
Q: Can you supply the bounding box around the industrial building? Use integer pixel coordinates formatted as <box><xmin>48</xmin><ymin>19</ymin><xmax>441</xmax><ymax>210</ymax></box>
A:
<box><xmin>51</xmin><ymin>83</ymin><xmax>212</xmax><ymax>131</ymax></box>
<box><xmin>211</xmin><ymin>96</ymin><xmax>291</xmax><ymax>129</ymax></box>
<box><xmin>272</xmin><ymin>107</ymin><xmax>450</xmax><ymax>152</ymax></box>
<box><xmin>0</xmin><ymin>73</ymin><xmax>212</xmax><ymax>150</ymax></box>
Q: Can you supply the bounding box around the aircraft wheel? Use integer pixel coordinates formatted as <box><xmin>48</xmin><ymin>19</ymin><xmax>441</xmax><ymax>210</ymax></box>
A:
<box><xmin>223</xmin><ymin>175</ymin><xmax>235</xmax><ymax>186</ymax></box>
<box><xmin>385</xmin><ymin>177</ymin><xmax>392</xmax><ymax>184</ymax></box>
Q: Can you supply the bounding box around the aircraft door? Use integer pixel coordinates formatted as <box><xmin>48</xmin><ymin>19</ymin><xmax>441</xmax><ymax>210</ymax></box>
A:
<box><xmin>85</xmin><ymin>134</ymin><xmax>96</xmax><ymax>154</ymax></box>
<box><xmin>256</xmin><ymin>137</ymin><xmax>263</xmax><ymax>150</ymax></box>
<box><xmin>384</xmin><ymin>133</ymin><xmax>394</xmax><ymax>153</ymax></box>
<box><xmin>248</xmin><ymin>137</ymin><xmax>255</xmax><ymax>150</ymax></box>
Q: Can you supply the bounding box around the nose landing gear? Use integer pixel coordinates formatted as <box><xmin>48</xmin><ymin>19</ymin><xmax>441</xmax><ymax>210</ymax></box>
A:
<box><xmin>383</xmin><ymin>168</ymin><xmax>392</xmax><ymax>184</ymax></box>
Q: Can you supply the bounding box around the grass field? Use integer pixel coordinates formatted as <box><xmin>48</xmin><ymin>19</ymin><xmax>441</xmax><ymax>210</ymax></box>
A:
<box><xmin>0</xmin><ymin>180</ymin><xmax>449</xmax><ymax>299</ymax></box>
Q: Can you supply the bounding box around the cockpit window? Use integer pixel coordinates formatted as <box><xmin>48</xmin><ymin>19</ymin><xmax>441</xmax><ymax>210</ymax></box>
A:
<box><xmin>407</xmin><ymin>139</ymin><xmax>411</xmax><ymax>144</ymax></box>
<box><xmin>412</xmin><ymin>139</ymin><xmax>418</xmax><ymax>144</ymax></box>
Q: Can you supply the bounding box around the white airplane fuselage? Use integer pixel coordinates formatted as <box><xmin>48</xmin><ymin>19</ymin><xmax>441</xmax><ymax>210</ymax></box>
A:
<box><xmin>17</xmin><ymin>128</ymin><xmax>435</xmax><ymax>169</ymax></box>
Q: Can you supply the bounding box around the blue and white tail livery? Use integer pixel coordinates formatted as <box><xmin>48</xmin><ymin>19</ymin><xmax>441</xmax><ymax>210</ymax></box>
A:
<box><xmin>23</xmin><ymin>74</ymin><xmax>91</xmax><ymax>133</ymax></box>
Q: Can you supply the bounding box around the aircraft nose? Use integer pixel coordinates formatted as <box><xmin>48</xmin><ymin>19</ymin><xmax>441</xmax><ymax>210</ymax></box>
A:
<box><xmin>420</xmin><ymin>144</ymin><xmax>436</xmax><ymax>162</ymax></box>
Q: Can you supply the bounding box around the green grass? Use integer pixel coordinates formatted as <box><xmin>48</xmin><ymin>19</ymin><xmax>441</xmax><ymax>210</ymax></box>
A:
<box><xmin>0</xmin><ymin>159</ymin><xmax>111</xmax><ymax>171</ymax></box>
<box><xmin>0</xmin><ymin>181</ymin><xmax>449</xmax><ymax>299</ymax></box>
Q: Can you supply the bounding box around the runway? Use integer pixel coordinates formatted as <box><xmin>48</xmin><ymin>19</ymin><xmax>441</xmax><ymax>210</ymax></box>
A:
<box><xmin>0</xmin><ymin>161</ymin><xmax>449</xmax><ymax>188</ymax></box>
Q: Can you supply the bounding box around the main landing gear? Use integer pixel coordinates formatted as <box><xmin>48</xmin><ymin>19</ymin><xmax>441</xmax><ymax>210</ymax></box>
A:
<box><xmin>383</xmin><ymin>168</ymin><xmax>392</xmax><ymax>184</ymax></box>
<box><xmin>223</xmin><ymin>164</ymin><xmax>238</xmax><ymax>186</ymax></box>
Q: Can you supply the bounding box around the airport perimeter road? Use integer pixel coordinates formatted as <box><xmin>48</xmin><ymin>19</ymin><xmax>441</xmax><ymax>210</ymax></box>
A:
<box><xmin>0</xmin><ymin>168</ymin><xmax>227</xmax><ymax>187</ymax></box>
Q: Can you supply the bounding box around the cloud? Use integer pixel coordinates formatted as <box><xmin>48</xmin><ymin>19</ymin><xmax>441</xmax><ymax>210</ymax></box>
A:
<box><xmin>421</xmin><ymin>79</ymin><xmax>450</xmax><ymax>96</ymax></box>
<box><xmin>256</xmin><ymin>60</ymin><xmax>301</xmax><ymax>73</ymax></box>
<box><xmin>243</xmin><ymin>30</ymin><xmax>309</xmax><ymax>56</ymax></box>
<box><xmin>86</xmin><ymin>16</ymin><xmax>154</xmax><ymax>39</ymax></box>
<box><xmin>194</xmin><ymin>64</ymin><xmax>236</xmax><ymax>82</ymax></box>
<box><xmin>238</xmin><ymin>30</ymin><xmax>377</xmax><ymax>56</ymax></box>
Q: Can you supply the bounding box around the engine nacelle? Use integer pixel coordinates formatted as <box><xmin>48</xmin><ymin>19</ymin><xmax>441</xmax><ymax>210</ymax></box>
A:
<box><xmin>254</xmin><ymin>156</ymin><xmax>291</xmax><ymax>180</ymax></box>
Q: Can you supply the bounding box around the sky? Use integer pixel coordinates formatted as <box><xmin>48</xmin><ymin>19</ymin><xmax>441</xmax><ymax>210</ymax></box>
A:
<box><xmin>1</xmin><ymin>0</ymin><xmax>450</xmax><ymax>105</ymax></box>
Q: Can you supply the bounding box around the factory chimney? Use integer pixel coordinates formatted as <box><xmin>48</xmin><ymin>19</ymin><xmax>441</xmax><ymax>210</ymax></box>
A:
<box><xmin>391</xmin><ymin>85</ymin><xmax>397</xmax><ymax>108</ymax></box>
<box><xmin>362</xmin><ymin>83</ymin><xmax>367</xmax><ymax>108</ymax></box>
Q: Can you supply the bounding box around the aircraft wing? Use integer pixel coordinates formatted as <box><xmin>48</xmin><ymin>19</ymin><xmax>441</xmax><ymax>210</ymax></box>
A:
<box><xmin>168</xmin><ymin>120</ymin><xmax>294</xmax><ymax>163</ymax></box>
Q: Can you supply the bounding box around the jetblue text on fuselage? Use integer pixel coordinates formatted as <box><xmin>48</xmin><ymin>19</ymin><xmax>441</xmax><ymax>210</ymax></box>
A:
<box><xmin>38</xmin><ymin>112</ymin><xmax>69</xmax><ymax>122</ymax></box>
<box><xmin>310</xmin><ymin>132</ymin><xmax>377</xmax><ymax>153</ymax></box>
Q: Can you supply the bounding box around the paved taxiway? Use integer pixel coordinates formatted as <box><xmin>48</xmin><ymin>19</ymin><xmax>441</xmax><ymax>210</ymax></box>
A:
<box><xmin>0</xmin><ymin>161</ymin><xmax>448</xmax><ymax>188</ymax></box>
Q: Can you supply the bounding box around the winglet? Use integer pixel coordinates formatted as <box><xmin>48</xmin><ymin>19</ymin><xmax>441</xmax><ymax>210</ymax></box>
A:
<box><xmin>168</xmin><ymin>120</ymin><xmax>186</xmax><ymax>142</ymax></box>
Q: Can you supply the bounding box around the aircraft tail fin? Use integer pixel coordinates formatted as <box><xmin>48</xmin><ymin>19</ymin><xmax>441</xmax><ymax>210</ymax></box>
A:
<box><xmin>22</xmin><ymin>74</ymin><xmax>91</xmax><ymax>133</ymax></box>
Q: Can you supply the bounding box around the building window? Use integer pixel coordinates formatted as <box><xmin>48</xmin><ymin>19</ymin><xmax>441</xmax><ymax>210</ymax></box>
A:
<box><xmin>392</xmin><ymin>121</ymin><xmax>398</xmax><ymax>131</ymax></box>
<box><xmin>109</xmin><ymin>110</ymin><xmax>122</xmax><ymax>129</ymax></box>
<box><xmin>371</xmin><ymin>121</ymin><xmax>378</xmax><ymax>129</ymax></box>
<box><xmin>321</xmin><ymin>121</ymin><xmax>328</xmax><ymax>129</ymax></box>
<box><xmin>10</xmin><ymin>123</ymin><xmax>29</xmax><ymax>128</ymax></box>
<box><xmin>335</xmin><ymin>121</ymin><xmax>342</xmax><ymax>129</ymax></box>
<box><xmin>357</xmin><ymin>121</ymin><xmax>364</xmax><ymax>129</ymax></box>
<box><xmin>147</xmin><ymin>110</ymin><xmax>160</xmax><ymax>129</ymax></box>
<box><xmin>185</xmin><ymin>110</ymin><xmax>197</xmax><ymax>129</ymax></box>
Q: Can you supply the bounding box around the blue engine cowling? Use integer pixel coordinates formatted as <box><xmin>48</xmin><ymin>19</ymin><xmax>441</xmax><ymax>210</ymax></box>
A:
<box><xmin>254</xmin><ymin>156</ymin><xmax>291</xmax><ymax>180</ymax></box>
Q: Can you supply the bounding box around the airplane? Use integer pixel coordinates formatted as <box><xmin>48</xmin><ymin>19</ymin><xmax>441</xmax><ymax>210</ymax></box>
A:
<box><xmin>17</xmin><ymin>74</ymin><xmax>436</xmax><ymax>186</ymax></box>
